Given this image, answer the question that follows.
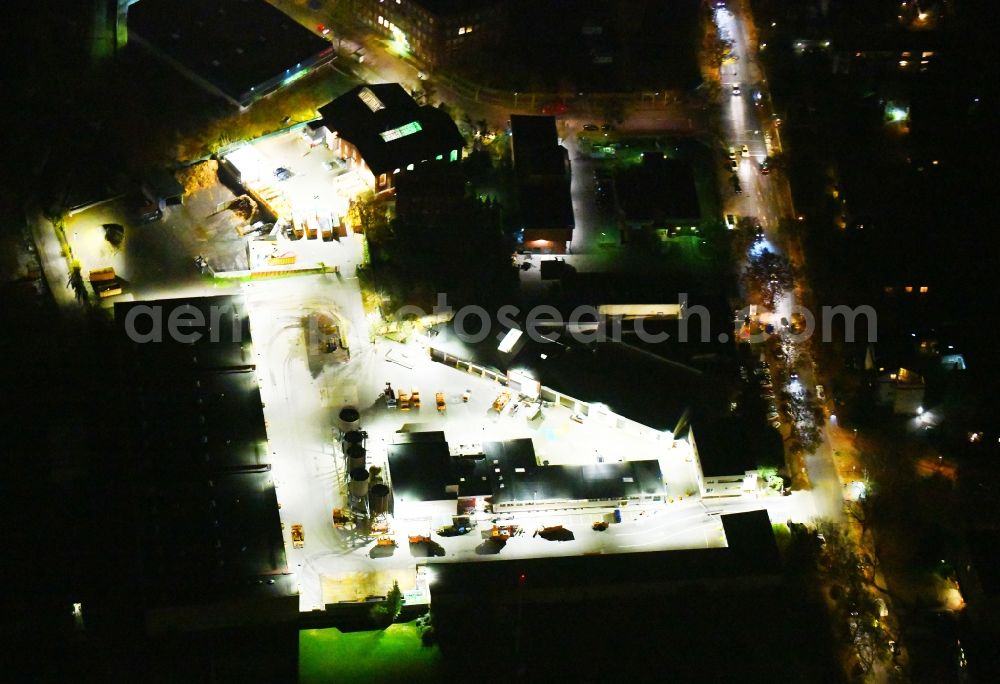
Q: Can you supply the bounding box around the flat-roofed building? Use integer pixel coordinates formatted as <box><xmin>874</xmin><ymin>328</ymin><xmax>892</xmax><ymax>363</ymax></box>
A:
<box><xmin>387</xmin><ymin>435</ymin><xmax>665</xmax><ymax>518</ymax></box>
<box><xmin>127</xmin><ymin>0</ymin><xmax>335</xmax><ymax>107</ymax></box>
<box><xmin>509</xmin><ymin>115</ymin><xmax>574</xmax><ymax>253</ymax></box>
<box><xmin>113</xmin><ymin>296</ymin><xmax>296</xmax><ymax>636</ymax></box>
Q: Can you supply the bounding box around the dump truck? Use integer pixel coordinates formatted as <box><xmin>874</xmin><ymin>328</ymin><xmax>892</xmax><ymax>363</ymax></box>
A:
<box><xmin>408</xmin><ymin>535</ymin><xmax>431</xmax><ymax>544</ymax></box>
<box><xmin>410</xmin><ymin>388</ymin><xmax>421</xmax><ymax>409</ymax></box>
<box><xmin>592</xmin><ymin>521</ymin><xmax>609</xmax><ymax>531</ymax></box>
<box><xmin>376</xmin><ymin>536</ymin><xmax>397</xmax><ymax>547</ymax></box>
<box><xmin>332</xmin><ymin>509</ymin><xmax>350</xmax><ymax>528</ymax></box>
<box><xmin>291</xmin><ymin>524</ymin><xmax>305</xmax><ymax>548</ymax></box>
<box><xmin>397</xmin><ymin>391</ymin><xmax>410</xmax><ymax>410</ymax></box>
<box><xmin>435</xmin><ymin>392</ymin><xmax>446</xmax><ymax>412</ymax></box>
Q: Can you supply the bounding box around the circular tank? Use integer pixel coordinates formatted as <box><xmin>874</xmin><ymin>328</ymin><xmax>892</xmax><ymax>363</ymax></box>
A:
<box><xmin>349</xmin><ymin>468</ymin><xmax>370</xmax><ymax>497</ymax></box>
<box><xmin>337</xmin><ymin>407</ymin><xmax>361</xmax><ymax>433</ymax></box>
<box><xmin>369</xmin><ymin>484</ymin><xmax>390</xmax><ymax>516</ymax></box>
<box><xmin>343</xmin><ymin>430</ymin><xmax>365</xmax><ymax>450</ymax></box>
<box><xmin>346</xmin><ymin>444</ymin><xmax>367</xmax><ymax>470</ymax></box>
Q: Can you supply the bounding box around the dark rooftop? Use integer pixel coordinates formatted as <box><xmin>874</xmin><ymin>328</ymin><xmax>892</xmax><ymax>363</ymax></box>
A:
<box><xmin>387</xmin><ymin>432</ymin><xmax>457</xmax><ymax>503</ymax></box>
<box><xmin>318</xmin><ymin>84</ymin><xmax>465</xmax><ymax>175</ymax></box>
<box><xmin>430</xmin><ymin>321</ymin><xmax>701</xmax><ymax>433</ymax></box>
<box><xmin>128</xmin><ymin>0</ymin><xmax>334</xmax><ymax>105</ymax></box>
<box><xmin>114</xmin><ymin>296</ymin><xmax>290</xmax><ymax>608</ymax></box>
<box><xmin>691</xmin><ymin>416</ymin><xmax>782</xmax><ymax>477</ymax></box>
<box><xmin>510</xmin><ymin>115</ymin><xmax>568</xmax><ymax>177</ymax></box>
<box><xmin>616</xmin><ymin>155</ymin><xmax>700</xmax><ymax>224</ymax></box>
<box><xmin>387</xmin><ymin>436</ymin><xmax>664</xmax><ymax>505</ymax></box>
<box><xmin>412</xmin><ymin>0</ymin><xmax>499</xmax><ymax>16</ymax></box>
<box><xmin>508</xmin><ymin>115</ymin><xmax>573</xmax><ymax>231</ymax></box>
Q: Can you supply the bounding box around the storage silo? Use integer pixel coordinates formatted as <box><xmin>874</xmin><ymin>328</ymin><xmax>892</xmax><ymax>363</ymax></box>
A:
<box><xmin>349</xmin><ymin>468</ymin><xmax>370</xmax><ymax>497</ymax></box>
<box><xmin>369</xmin><ymin>483</ymin><xmax>390</xmax><ymax>516</ymax></box>
<box><xmin>337</xmin><ymin>407</ymin><xmax>361</xmax><ymax>433</ymax></box>
<box><xmin>343</xmin><ymin>430</ymin><xmax>365</xmax><ymax>451</ymax></box>
<box><xmin>346</xmin><ymin>444</ymin><xmax>367</xmax><ymax>471</ymax></box>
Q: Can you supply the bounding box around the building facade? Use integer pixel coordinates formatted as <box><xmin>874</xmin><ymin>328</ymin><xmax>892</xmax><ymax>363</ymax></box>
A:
<box><xmin>353</xmin><ymin>0</ymin><xmax>507</xmax><ymax>68</ymax></box>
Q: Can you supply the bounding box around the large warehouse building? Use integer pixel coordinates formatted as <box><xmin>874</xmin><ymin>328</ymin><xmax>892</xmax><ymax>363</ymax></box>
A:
<box><xmin>127</xmin><ymin>0</ymin><xmax>336</xmax><ymax>107</ymax></box>
<box><xmin>315</xmin><ymin>83</ymin><xmax>465</xmax><ymax>193</ymax></box>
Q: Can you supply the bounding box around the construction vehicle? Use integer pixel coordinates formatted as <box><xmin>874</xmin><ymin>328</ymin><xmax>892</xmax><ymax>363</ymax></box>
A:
<box><xmin>398</xmin><ymin>391</ymin><xmax>410</xmax><ymax>410</ymax></box>
<box><xmin>408</xmin><ymin>535</ymin><xmax>432</xmax><ymax>544</ymax></box>
<box><xmin>436</xmin><ymin>392</ymin><xmax>446</xmax><ymax>412</ymax></box>
<box><xmin>89</xmin><ymin>267</ymin><xmax>123</xmax><ymax>298</ymax></box>
<box><xmin>533</xmin><ymin>525</ymin><xmax>564</xmax><ymax>538</ymax></box>
<box><xmin>89</xmin><ymin>267</ymin><xmax>116</xmax><ymax>282</ymax></box>
<box><xmin>332</xmin><ymin>509</ymin><xmax>350</xmax><ymax>528</ymax></box>
<box><xmin>410</xmin><ymin>388</ymin><xmax>421</xmax><ymax>409</ymax></box>
<box><xmin>291</xmin><ymin>524</ymin><xmax>305</xmax><ymax>548</ymax></box>
<box><xmin>592</xmin><ymin>521</ymin><xmax>609</xmax><ymax>531</ymax></box>
<box><xmin>490</xmin><ymin>524</ymin><xmax>520</xmax><ymax>541</ymax></box>
<box><xmin>376</xmin><ymin>536</ymin><xmax>397</xmax><ymax>547</ymax></box>
<box><xmin>492</xmin><ymin>390</ymin><xmax>512</xmax><ymax>413</ymax></box>
<box><xmin>370</xmin><ymin>521</ymin><xmax>390</xmax><ymax>535</ymax></box>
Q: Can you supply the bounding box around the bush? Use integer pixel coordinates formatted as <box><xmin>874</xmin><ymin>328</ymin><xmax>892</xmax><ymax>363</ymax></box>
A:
<box><xmin>420</xmin><ymin>625</ymin><xmax>436</xmax><ymax>647</ymax></box>
<box><xmin>369</xmin><ymin>603</ymin><xmax>392</xmax><ymax>628</ymax></box>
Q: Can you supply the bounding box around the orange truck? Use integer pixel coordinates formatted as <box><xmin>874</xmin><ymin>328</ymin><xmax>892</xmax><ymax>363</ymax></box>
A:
<box><xmin>89</xmin><ymin>267</ymin><xmax>122</xmax><ymax>298</ymax></box>
<box><xmin>492</xmin><ymin>390</ymin><xmax>512</xmax><ymax>412</ymax></box>
<box><xmin>291</xmin><ymin>524</ymin><xmax>305</xmax><ymax>548</ymax></box>
<box><xmin>436</xmin><ymin>392</ymin><xmax>446</xmax><ymax>412</ymax></box>
<box><xmin>89</xmin><ymin>267</ymin><xmax>116</xmax><ymax>282</ymax></box>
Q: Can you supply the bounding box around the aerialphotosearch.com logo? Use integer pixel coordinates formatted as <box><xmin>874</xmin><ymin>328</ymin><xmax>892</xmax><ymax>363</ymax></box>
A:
<box><xmin>121</xmin><ymin>294</ymin><xmax>879</xmax><ymax>346</ymax></box>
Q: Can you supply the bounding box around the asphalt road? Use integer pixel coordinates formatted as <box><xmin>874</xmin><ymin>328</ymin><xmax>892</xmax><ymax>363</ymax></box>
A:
<box><xmin>717</xmin><ymin>4</ymin><xmax>844</xmax><ymax>522</ymax></box>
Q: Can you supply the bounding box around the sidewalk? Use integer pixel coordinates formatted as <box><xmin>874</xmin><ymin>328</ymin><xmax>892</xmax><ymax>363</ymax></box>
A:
<box><xmin>26</xmin><ymin>208</ymin><xmax>77</xmax><ymax>311</ymax></box>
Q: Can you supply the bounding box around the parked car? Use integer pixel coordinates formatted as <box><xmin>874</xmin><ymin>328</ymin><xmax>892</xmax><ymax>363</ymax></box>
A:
<box><xmin>136</xmin><ymin>200</ymin><xmax>162</xmax><ymax>224</ymax></box>
<box><xmin>274</xmin><ymin>167</ymin><xmax>291</xmax><ymax>181</ymax></box>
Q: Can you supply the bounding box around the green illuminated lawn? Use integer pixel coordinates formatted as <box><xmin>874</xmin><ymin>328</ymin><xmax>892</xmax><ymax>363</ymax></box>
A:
<box><xmin>299</xmin><ymin>624</ymin><xmax>441</xmax><ymax>684</ymax></box>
